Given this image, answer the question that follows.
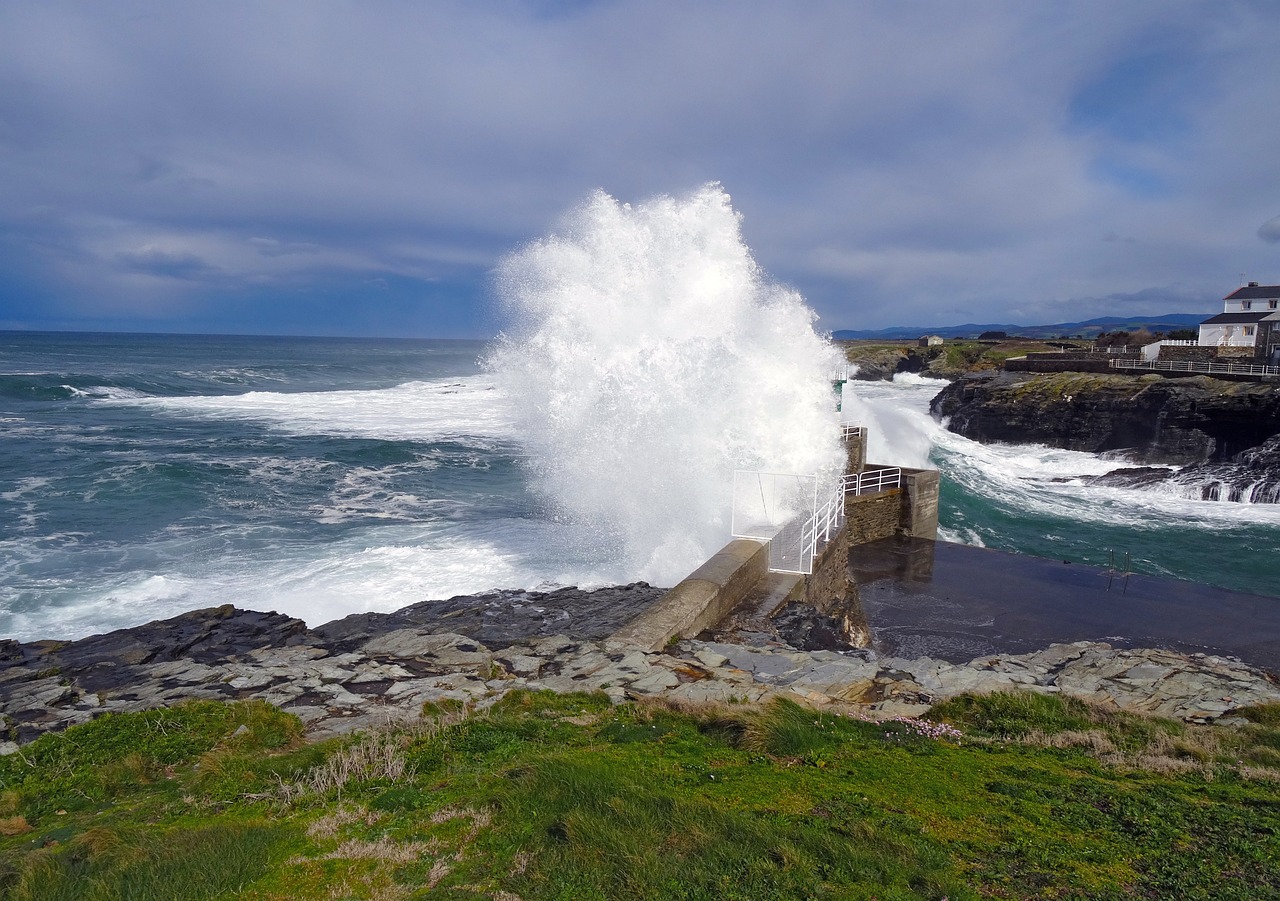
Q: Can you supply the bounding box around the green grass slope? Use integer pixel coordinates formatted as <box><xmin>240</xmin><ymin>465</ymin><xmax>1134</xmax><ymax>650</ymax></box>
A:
<box><xmin>1</xmin><ymin>692</ymin><xmax>1279</xmax><ymax>900</ymax></box>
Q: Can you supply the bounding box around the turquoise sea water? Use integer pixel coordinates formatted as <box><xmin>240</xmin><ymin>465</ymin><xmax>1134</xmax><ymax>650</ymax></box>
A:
<box><xmin>3</xmin><ymin>333</ymin><xmax>1277</xmax><ymax>643</ymax></box>
<box><xmin>847</xmin><ymin>375</ymin><xmax>1280</xmax><ymax>599</ymax></box>
<box><xmin>0</xmin><ymin>331</ymin><xmax>640</xmax><ymax>641</ymax></box>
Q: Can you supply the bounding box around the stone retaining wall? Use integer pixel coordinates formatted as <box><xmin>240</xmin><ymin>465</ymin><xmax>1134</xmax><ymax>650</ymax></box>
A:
<box><xmin>845</xmin><ymin>490</ymin><xmax>901</xmax><ymax>544</ymax></box>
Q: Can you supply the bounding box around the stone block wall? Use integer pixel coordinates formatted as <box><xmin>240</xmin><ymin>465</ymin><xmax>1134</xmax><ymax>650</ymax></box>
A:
<box><xmin>845</xmin><ymin>490</ymin><xmax>901</xmax><ymax>544</ymax></box>
<box><xmin>805</xmin><ymin>523</ymin><xmax>850</xmax><ymax>608</ymax></box>
<box><xmin>1157</xmin><ymin>345</ymin><xmax>1219</xmax><ymax>363</ymax></box>
<box><xmin>1003</xmin><ymin>357</ymin><xmax>1114</xmax><ymax>374</ymax></box>
<box><xmin>843</xmin><ymin>468</ymin><xmax>939</xmax><ymax>544</ymax></box>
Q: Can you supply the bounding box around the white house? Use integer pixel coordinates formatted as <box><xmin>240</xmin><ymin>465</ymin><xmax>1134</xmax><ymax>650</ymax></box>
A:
<box><xmin>1198</xmin><ymin>282</ymin><xmax>1280</xmax><ymax>363</ymax></box>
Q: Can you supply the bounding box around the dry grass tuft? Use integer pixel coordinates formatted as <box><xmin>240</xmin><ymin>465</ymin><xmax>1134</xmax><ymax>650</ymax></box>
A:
<box><xmin>0</xmin><ymin>815</ymin><xmax>30</xmax><ymax>836</ymax></box>
<box><xmin>426</xmin><ymin>857</ymin><xmax>453</xmax><ymax>890</ymax></box>
<box><xmin>1237</xmin><ymin>764</ymin><xmax>1280</xmax><ymax>782</ymax></box>
<box><xmin>1022</xmin><ymin>729</ymin><xmax>1116</xmax><ymax>753</ymax></box>
<box><xmin>1128</xmin><ymin>754</ymin><xmax>1202</xmax><ymax>776</ymax></box>
<box><xmin>306</xmin><ymin>804</ymin><xmax>382</xmax><ymax>839</ymax></box>
<box><xmin>322</xmin><ymin>836</ymin><xmax>432</xmax><ymax>864</ymax></box>
<box><xmin>278</xmin><ymin>729</ymin><xmax>411</xmax><ymax>803</ymax></box>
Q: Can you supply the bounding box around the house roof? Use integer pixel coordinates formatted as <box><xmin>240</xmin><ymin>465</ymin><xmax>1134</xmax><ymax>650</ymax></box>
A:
<box><xmin>1224</xmin><ymin>285</ymin><xmax>1280</xmax><ymax>300</ymax></box>
<box><xmin>1200</xmin><ymin>311</ymin><xmax>1276</xmax><ymax>325</ymax></box>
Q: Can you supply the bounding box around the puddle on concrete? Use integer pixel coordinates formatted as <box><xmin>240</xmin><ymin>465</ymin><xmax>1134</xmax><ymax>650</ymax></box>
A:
<box><xmin>851</xmin><ymin>537</ymin><xmax>1280</xmax><ymax>673</ymax></box>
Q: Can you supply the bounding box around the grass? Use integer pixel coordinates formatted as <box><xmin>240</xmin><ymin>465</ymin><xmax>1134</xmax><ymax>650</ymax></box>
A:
<box><xmin>1</xmin><ymin>691</ymin><xmax>1279</xmax><ymax>899</ymax></box>
<box><xmin>839</xmin><ymin>339</ymin><xmax>1080</xmax><ymax>381</ymax></box>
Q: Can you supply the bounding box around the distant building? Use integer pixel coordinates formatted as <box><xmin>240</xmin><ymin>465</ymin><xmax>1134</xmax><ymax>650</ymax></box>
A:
<box><xmin>918</xmin><ymin>335</ymin><xmax>944</xmax><ymax>347</ymax></box>
<box><xmin>1199</xmin><ymin>282</ymin><xmax>1280</xmax><ymax>364</ymax></box>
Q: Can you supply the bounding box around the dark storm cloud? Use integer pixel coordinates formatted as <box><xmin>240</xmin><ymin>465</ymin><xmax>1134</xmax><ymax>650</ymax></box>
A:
<box><xmin>1259</xmin><ymin>217</ymin><xmax>1280</xmax><ymax>244</ymax></box>
<box><xmin>1</xmin><ymin>1</ymin><xmax>1278</xmax><ymax>335</ymax></box>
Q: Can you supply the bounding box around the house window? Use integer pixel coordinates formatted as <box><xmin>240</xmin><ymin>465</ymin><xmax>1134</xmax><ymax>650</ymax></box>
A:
<box><xmin>1243</xmin><ymin>300</ymin><xmax>1253</xmax><ymax>310</ymax></box>
<box><xmin>1244</xmin><ymin>326</ymin><xmax>1255</xmax><ymax>336</ymax></box>
<box><xmin>1270</xmin><ymin>300</ymin><xmax>1278</xmax><ymax>309</ymax></box>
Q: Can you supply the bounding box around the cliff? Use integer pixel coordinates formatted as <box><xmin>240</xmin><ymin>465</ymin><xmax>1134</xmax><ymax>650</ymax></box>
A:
<box><xmin>930</xmin><ymin>371</ymin><xmax>1280</xmax><ymax>464</ymax></box>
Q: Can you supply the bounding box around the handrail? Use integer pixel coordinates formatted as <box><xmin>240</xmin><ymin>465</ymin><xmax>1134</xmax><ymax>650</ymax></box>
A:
<box><xmin>1110</xmin><ymin>358</ymin><xmax>1280</xmax><ymax>377</ymax></box>
<box><xmin>842</xmin><ymin>466</ymin><xmax>902</xmax><ymax>495</ymax></box>
<box><xmin>841</xmin><ymin>424</ymin><xmax>866</xmax><ymax>440</ymax></box>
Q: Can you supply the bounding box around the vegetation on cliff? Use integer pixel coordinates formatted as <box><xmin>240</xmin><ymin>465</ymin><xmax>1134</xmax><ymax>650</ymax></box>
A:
<box><xmin>839</xmin><ymin>339</ymin><xmax>1077</xmax><ymax>382</ymax></box>
<box><xmin>2</xmin><ymin>692</ymin><xmax>1280</xmax><ymax>899</ymax></box>
<box><xmin>932</xmin><ymin>371</ymin><xmax>1280</xmax><ymax>464</ymax></box>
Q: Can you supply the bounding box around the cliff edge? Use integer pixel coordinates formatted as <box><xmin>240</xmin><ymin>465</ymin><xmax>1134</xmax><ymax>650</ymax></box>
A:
<box><xmin>930</xmin><ymin>371</ymin><xmax>1280</xmax><ymax>465</ymax></box>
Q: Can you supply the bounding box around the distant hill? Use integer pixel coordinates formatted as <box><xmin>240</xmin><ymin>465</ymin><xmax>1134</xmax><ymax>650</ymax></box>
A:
<box><xmin>832</xmin><ymin>313</ymin><xmax>1208</xmax><ymax>341</ymax></box>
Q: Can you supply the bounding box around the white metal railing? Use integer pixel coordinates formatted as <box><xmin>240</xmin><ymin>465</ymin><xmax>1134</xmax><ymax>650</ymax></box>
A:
<box><xmin>731</xmin><ymin>470</ymin><xmax>846</xmax><ymax>575</ymax></box>
<box><xmin>731</xmin><ymin>456</ymin><xmax>904</xmax><ymax>575</ymax></box>
<box><xmin>841</xmin><ymin>424</ymin><xmax>866</xmax><ymax>441</ymax></box>
<box><xmin>1159</xmin><ymin>339</ymin><xmax>1199</xmax><ymax>347</ymax></box>
<box><xmin>843</xmin><ymin>466</ymin><xmax>902</xmax><ymax>495</ymax></box>
<box><xmin>1110</xmin><ymin>358</ymin><xmax>1280</xmax><ymax>377</ymax></box>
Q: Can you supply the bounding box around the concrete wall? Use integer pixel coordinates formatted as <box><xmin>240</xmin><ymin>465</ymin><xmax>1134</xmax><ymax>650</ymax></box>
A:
<box><xmin>610</xmin><ymin>539</ymin><xmax>769</xmax><ymax>651</ymax></box>
<box><xmin>843</xmin><ymin>467</ymin><xmax>939</xmax><ymax>543</ymax></box>
<box><xmin>611</xmin><ymin>455</ymin><xmax>940</xmax><ymax>649</ymax></box>
<box><xmin>845</xmin><ymin>430</ymin><xmax>867</xmax><ymax>474</ymax></box>
<box><xmin>900</xmin><ymin>470</ymin><xmax>940</xmax><ymax>540</ymax></box>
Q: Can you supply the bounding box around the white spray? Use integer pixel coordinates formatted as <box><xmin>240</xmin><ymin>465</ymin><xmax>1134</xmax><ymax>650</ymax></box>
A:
<box><xmin>484</xmin><ymin>184</ymin><xmax>844</xmax><ymax>586</ymax></box>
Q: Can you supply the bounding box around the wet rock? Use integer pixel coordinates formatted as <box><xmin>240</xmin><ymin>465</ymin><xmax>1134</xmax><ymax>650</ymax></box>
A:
<box><xmin>313</xmin><ymin>584</ymin><xmax>666</xmax><ymax>651</ymax></box>
<box><xmin>931</xmin><ymin>372</ymin><xmax>1280</xmax><ymax>465</ymax></box>
<box><xmin>4</xmin><ymin>600</ymin><xmax>1280</xmax><ymax>749</ymax></box>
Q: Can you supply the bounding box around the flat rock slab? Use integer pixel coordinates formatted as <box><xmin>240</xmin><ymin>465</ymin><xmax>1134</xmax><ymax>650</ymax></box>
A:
<box><xmin>3</xmin><ymin>602</ymin><xmax>1279</xmax><ymax>749</ymax></box>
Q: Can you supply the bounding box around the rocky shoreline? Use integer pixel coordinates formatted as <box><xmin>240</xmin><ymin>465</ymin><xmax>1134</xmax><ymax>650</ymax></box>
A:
<box><xmin>931</xmin><ymin>371</ymin><xmax>1280</xmax><ymax>464</ymax></box>
<box><xmin>5</xmin><ymin>596</ymin><xmax>1278</xmax><ymax>752</ymax></box>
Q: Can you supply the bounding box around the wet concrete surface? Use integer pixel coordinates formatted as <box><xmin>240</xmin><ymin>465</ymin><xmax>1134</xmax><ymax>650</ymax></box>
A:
<box><xmin>851</xmin><ymin>537</ymin><xmax>1280</xmax><ymax>674</ymax></box>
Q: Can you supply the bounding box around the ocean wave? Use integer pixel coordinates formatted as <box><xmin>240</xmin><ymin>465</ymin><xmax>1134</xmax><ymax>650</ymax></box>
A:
<box><xmin>95</xmin><ymin>375</ymin><xmax>517</xmax><ymax>443</ymax></box>
<box><xmin>0</xmin><ymin>517</ymin><xmax>641</xmax><ymax>642</ymax></box>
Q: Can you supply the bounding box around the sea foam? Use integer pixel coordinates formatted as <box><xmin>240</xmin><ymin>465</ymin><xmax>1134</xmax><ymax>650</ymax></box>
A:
<box><xmin>485</xmin><ymin>184</ymin><xmax>844</xmax><ymax>586</ymax></box>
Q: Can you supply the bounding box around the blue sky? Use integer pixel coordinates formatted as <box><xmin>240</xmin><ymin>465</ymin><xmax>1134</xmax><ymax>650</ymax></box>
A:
<box><xmin>1</xmin><ymin>1</ymin><xmax>1278</xmax><ymax>338</ymax></box>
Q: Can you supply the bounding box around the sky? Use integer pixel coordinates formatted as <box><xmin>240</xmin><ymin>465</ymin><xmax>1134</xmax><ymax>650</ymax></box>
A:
<box><xmin>1</xmin><ymin>1</ymin><xmax>1278</xmax><ymax>338</ymax></box>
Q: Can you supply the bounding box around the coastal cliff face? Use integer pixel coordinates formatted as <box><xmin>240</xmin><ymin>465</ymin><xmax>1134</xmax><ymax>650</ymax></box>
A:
<box><xmin>930</xmin><ymin>371</ymin><xmax>1280</xmax><ymax>464</ymax></box>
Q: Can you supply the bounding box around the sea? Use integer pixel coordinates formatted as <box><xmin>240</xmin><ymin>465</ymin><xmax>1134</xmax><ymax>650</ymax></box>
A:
<box><xmin>846</xmin><ymin>374</ymin><xmax>1280</xmax><ymax>600</ymax></box>
<box><xmin>0</xmin><ymin>331</ymin><xmax>608</xmax><ymax>642</ymax></box>
<box><xmin>3</xmin><ymin>331</ymin><xmax>1277</xmax><ymax>645</ymax></box>
<box><xmin>4</xmin><ymin>186</ymin><xmax>1278</xmax><ymax>643</ymax></box>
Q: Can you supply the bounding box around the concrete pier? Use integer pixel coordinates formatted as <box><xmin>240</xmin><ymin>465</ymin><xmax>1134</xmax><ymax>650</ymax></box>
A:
<box><xmin>610</xmin><ymin>539</ymin><xmax>771</xmax><ymax>651</ymax></box>
<box><xmin>612</xmin><ymin>447</ymin><xmax>940</xmax><ymax>650</ymax></box>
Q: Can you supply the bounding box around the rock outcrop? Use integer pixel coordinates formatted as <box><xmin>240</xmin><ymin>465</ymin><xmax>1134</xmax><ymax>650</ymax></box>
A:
<box><xmin>931</xmin><ymin>371</ymin><xmax>1280</xmax><ymax>464</ymax></box>
<box><xmin>1088</xmin><ymin>434</ymin><xmax>1280</xmax><ymax>502</ymax></box>
<box><xmin>4</xmin><ymin>604</ymin><xmax>1277</xmax><ymax>752</ymax></box>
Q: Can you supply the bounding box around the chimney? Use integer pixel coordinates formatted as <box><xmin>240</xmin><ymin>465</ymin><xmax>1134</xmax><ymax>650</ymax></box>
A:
<box><xmin>1249</xmin><ymin>281</ymin><xmax>1260</xmax><ymax>287</ymax></box>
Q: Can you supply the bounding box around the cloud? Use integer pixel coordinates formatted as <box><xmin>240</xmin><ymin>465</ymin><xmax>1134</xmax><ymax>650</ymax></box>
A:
<box><xmin>115</xmin><ymin>247</ymin><xmax>220</xmax><ymax>281</ymax></box>
<box><xmin>0</xmin><ymin>1</ymin><xmax>1277</xmax><ymax>335</ymax></box>
<box><xmin>1259</xmin><ymin>216</ymin><xmax>1280</xmax><ymax>243</ymax></box>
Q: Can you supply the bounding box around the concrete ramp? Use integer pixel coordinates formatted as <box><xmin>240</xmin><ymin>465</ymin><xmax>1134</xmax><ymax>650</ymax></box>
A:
<box><xmin>610</xmin><ymin>539</ymin><xmax>769</xmax><ymax>651</ymax></box>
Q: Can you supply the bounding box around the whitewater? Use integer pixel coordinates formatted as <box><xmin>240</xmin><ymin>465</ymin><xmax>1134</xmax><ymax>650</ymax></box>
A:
<box><xmin>3</xmin><ymin>185</ymin><xmax>1278</xmax><ymax>643</ymax></box>
<box><xmin>845</xmin><ymin>374</ymin><xmax>1280</xmax><ymax>595</ymax></box>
